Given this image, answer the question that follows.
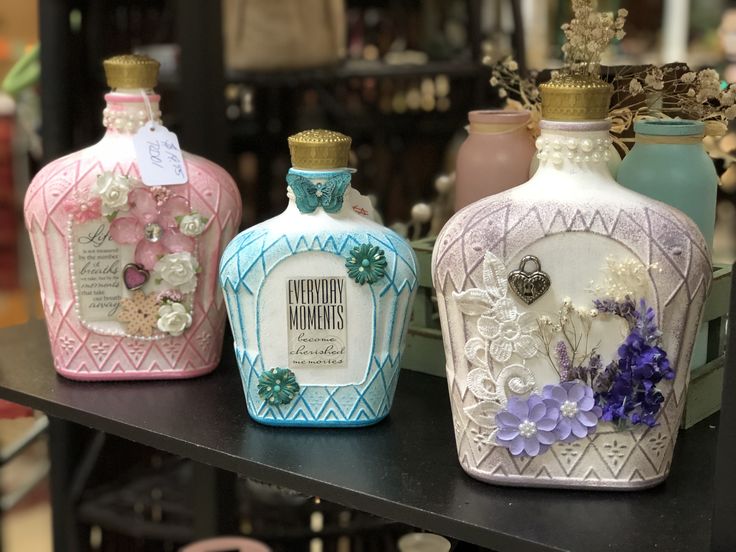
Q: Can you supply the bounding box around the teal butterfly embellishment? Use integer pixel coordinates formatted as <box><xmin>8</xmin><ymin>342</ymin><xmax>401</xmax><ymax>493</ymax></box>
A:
<box><xmin>286</xmin><ymin>172</ymin><xmax>351</xmax><ymax>214</ymax></box>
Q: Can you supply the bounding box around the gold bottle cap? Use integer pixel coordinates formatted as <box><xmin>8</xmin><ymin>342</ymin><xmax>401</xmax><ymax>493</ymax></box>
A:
<box><xmin>103</xmin><ymin>54</ymin><xmax>160</xmax><ymax>89</ymax></box>
<box><xmin>539</xmin><ymin>74</ymin><xmax>613</xmax><ymax>121</ymax></box>
<box><xmin>288</xmin><ymin>129</ymin><xmax>351</xmax><ymax>170</ymax></box>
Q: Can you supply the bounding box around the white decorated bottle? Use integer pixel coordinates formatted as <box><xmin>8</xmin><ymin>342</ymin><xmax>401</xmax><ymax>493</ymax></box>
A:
<box><xmin>220</xmin><ymin>130</ymin><xmax>418</xmax><ymax>427</ymax></box>
<box><xmin>432</xmin><ymin>73</ymin><xmax>711</xmax><ymax>488</ymax></box>
<box><xmin>24</xmin><ymin>55</ymin><xmax>242</xmax><ymax>380</ymax></box>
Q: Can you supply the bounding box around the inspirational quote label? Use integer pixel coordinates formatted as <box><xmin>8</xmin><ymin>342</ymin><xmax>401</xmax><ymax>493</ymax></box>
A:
<box><xmin>72</xmin><ymin>220</ymin><xmax>122</xmax><ymax>322</ymax></box>
<box><xmin>287</xmin><ymin>277</ymin><xmax>347</xmax><ymax>369</ymax></box>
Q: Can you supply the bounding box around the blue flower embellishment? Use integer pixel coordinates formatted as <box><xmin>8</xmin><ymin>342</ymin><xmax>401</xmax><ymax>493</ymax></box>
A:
<box><xmin>258</xmin><ymin>367</ymin><xmax>300</xmax><ymax>406</ymax></box>
<box><xmin>286</xmin><ymin>172</ymin><xmax>351</xmax><ymax>214</ymax></box>
<box><xmin>345</xmin><ymin>243</ymin><xmax>388</xmax><ymax>285</ymax></box>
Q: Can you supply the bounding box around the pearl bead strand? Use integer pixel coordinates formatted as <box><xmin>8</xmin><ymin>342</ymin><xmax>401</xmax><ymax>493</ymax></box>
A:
<box><xmin>102</xmin><ymin>107</ymin><xmax>162</xmax><ymax>134</ymax></box>
<box><xmin>535</xmin><ymin>135</ymin><xmax>613</xmax><ymax>167</ymax></box>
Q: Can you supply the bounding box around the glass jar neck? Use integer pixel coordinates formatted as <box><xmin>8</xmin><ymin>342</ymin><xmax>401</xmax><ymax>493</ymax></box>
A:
<box><xmin>534</xmin><ymin>120</ymin><xmax>612</xmax><ymax>174</ymax></box>
<box><xmin>103</xmin><ymin>89</ymin><xmax>162</xmax><ymax>134</ymax></box>
<box><xmin>467</xmin><ymin>111</ymin><xmax>530</xmax><ymax>135</ymax></box>
<box><xmin>468</xmin><ymin>120</ymin><xmax>530</xmax><ymax>135</ymax></box>
<box><xmin>633</xmin><ymin>133</ymin><xmax>704</xmax><ymax>147</ymax></box>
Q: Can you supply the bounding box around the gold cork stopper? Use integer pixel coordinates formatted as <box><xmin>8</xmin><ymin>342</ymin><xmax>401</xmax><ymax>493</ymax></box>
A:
<box><xmin>288</xmin><ymin>129</ymin><xmax>351</xmax><ymax>170</ymax></box>
<box><xmin>540</xmin><ymin>74</ymin><xmax>613</xmax><ymax>121</ymax></box>
<box><xmin>103</xmin><ymin>54</ymin><xmax>160</xmax><ymax>89</ymax></box>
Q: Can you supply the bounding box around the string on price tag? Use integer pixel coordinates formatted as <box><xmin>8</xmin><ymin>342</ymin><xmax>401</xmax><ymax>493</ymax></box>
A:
<box><xmin>132</xmin><ymin>90</ymin><xmax>188</xmax><ymax>186</ymax></box>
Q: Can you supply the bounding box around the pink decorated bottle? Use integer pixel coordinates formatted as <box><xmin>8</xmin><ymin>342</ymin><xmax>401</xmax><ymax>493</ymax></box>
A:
<box><xmin>24</xmin><ymin>55</ymin><xmax>242</xmax><ymax>380</ymax></box>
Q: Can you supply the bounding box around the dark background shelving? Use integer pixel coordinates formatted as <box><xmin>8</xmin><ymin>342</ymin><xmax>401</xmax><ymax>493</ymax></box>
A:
<box><xmin>38</xmin><ymin>0</ymin><xmax>514</xmax><ymax>225</ymax></box>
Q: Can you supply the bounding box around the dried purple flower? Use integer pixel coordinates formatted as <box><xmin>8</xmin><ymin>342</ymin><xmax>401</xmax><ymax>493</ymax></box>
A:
<box><xmin>596</xmin><ymin>329</ymin><xmax>671</xmax><ymax>428</ymax></box>
<box><xmin>592</xmin><ymin>297</ymin><xmax>672</xmax><ymax>428</ymax></box>
<box><xmin>631</xmin><ymin>299</ymin><xmax>662</xmax><ymax>345</ymax></box>
<box><xmin>556</xmin><ymin>341</ymin><xmax>572</xmax><ymax>381</ymax></box>
<box><xmin>568</xmin><ymin>353</ymin><xmax>602</xmax><ymax>385</ymax></box>
<box><xmin>593</xmin><ymin>360</ymin><xmax>618</xmax><ymax>394</ymax></box>
<box><xmin>593</xmin><ymin>296</ymin><xmax>636</xmax><ymax>319</ymax></box>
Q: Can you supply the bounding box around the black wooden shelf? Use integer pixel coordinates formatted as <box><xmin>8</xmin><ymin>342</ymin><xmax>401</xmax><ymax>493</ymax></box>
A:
<box><xmin>225</xmin><ymin>60</ymin><xmax>486</xmax><ymax>87</ymax></box>
<box><xmin>0</xmin><ymin>320</ymin><xmax>719</xmax><ymax>552</ymax></box>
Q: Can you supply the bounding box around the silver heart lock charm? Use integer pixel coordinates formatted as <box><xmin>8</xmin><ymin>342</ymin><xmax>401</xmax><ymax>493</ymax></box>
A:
<box><xmin>508</xmin><ymin>255</ymin><xmax>551</xmax><ymax>305</ymax></box>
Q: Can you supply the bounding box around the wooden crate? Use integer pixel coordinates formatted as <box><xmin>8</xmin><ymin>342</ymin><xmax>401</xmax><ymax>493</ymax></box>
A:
<box><xmin>402</xmin><ymin>238</ymin><xmax>445</xmax><ymax>378</ymax></box>
<box><xmin>682</xmin><ymin>263</ymin><xmax>732</xmax><ymax>428</ymax></box>
<box><xmin>401</xmin><ymin>239</ymin><xmax>733</xmax><ymax>429</ymax></box>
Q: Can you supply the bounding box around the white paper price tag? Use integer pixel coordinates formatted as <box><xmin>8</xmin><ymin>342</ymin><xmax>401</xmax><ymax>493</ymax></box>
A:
<box><xmin>133</xmin><ymin>123</ymin><xmax>188</xmax><ymax>186</ymax></box>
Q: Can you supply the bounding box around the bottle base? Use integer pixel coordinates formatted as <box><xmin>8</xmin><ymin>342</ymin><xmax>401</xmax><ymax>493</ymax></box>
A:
<box><xmin>247</xmin><ymin>411</ymin><xmax>390</xmax><ymax>428</ymax></box>
<box><xmin>54</xmin><ymin>361</ymin><xmax>218</xmax><ymax>381</ymax></box>
<box><xmin>460</xmin><ymin>463</ymin><xmax>669</xmax><ymax>491</ymax></box>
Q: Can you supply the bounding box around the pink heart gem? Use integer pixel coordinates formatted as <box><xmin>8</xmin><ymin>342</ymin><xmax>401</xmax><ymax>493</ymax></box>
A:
<box><xmin>123</xmin><ymin>263</ymin><xmax>149</xmax><ymax>291</ymax></box>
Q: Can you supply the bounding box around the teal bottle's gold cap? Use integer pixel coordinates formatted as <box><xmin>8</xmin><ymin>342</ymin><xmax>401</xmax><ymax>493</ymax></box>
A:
<box><xmin>288</xmin><ymin>129</ymin><xmax>351</xmax><ymax>170</ymax></box>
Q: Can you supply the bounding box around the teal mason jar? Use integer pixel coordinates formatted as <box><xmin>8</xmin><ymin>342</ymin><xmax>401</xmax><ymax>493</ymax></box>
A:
<box><xmin>618</xmin><ymin>119</ymin><xmax>716</xmax><ymax>371</ymax></box>
<box><xmin>617</xmin><ymin>119</ymin><xmax>718</xmax><ymax>247</ymax></box>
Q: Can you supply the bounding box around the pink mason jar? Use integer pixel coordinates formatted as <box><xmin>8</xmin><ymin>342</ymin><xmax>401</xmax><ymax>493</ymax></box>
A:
<box><xmin>454</xmin><ymin>110</ymin><xmax>535</xmax><ymax>210</ymax></box>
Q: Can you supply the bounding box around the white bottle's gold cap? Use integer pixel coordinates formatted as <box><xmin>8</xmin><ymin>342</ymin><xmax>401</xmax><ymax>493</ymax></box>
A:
<box><xmin>539</xmin><ymin>74</ymin><xmax>613</xmax><ymax>121</ymax></box>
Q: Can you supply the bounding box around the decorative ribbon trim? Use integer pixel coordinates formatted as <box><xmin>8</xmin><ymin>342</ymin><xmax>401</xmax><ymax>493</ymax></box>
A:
<box><xmin>468</xmin><ymin>121</ymin><xmax>530</xmax><ymax>134</ymax></box>
<box><xmin>634</xmin><ymin>133</ymin><xmax>704</xmax><ymax>145</ymax></box>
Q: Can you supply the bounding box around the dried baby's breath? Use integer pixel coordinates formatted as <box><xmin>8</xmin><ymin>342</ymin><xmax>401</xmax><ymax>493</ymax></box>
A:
<box><xmin>609</xmin><ymin>64</ymin><xmax>735</xmax><ymax>145</ymax></box>
<box><xmin>559</xmin><ymin>0</ymin><xmax>627</xmax><ymax>77</ymax></box>
<box><xmin>485</xmin><ymin>0</ymin><xmax>736</xmax><ymax>155</ymax></box>
<box><xmin>485</xmin><ymin>55</ymin><xmax>542</xmax><ymax>135</ymax></box>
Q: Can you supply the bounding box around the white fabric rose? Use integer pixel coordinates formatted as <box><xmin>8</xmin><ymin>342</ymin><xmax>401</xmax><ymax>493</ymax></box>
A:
<box><xmin>157</xmin><ymin>302</ymin><xmax>192</xmax><ymax>336</ymax></box>
<box><xmin>153</xmin><ymin>252</ymin><xmax>199</xmax><ymax>293</ymax></box>
<box><xmin>93</xmin><ymin>171</ymin><xmax>133</xmax><ymax>215</ymax></box>
<box><xmin>179</xmin><ymin>212</ymin><xmax>208</xmax><ymax>237</ymax></box>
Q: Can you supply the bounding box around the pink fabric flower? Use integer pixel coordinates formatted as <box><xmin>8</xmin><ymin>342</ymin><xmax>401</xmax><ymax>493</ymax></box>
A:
<box><xmin>109</xmin><ymin>187</ymin><xmax>193</xmax><ymax>269</ymax></box>
<box><xmin>64</xmin><ymin>192</ymin><xmax>102</xmax><ymax>223</ymax></box>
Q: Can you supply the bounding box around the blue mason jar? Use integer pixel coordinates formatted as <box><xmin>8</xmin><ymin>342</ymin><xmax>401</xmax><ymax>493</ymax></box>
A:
<box><xmin>617</xmin><ymin>119</ymin><xmax>717</xmax><ymax>371</ymax></box>
<box><xmin>617</xmin><ymin>119</ymin><xmax>718</xmax><ymax>247</ymax></box>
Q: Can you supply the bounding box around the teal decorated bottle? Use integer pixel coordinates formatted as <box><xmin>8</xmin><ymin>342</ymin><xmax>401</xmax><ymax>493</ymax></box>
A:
<box><xmin>219</xmin><ymin>130</ymin><xmax>418</xmax><ymax>427</ymax></box>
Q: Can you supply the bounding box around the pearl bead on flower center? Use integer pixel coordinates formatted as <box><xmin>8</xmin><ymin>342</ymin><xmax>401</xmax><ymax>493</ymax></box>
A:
<box><xmin>561</xmin><ymin>400</ymin><xmax>579</xmax><ymax>418</ymax></box>
<box><xmin>518</xmin><ymin>419</ymin><xmax>537</xmax><ymax>438</ymax></box>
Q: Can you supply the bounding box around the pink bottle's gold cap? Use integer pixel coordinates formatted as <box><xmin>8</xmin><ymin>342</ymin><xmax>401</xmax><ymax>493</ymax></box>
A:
<box><xmin>103</xmin><ymin>54</ymin><xmax>160</xmax><ymax>89</ymax></box>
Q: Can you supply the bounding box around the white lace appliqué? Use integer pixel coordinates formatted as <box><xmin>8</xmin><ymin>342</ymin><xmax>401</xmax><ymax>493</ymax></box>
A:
<box><xmin>453</xmin><ymin>252</ymin><xmax>538</xmax><ymax>436</ymax></box>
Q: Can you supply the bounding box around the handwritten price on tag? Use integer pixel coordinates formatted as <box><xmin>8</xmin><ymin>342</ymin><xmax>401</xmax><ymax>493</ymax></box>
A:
<box><xmin>147</xmin><ymin>139</ymin><xmax>185</xmax><ymax>178</ymax></box>
<box><xmin>133</xmin><ymin>124</ymin><xmax>189</xmax><ymax>186</ymax></box>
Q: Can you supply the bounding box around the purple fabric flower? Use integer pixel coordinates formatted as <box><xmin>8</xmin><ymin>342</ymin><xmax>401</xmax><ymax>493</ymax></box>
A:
<box><xmin>543</xmin><ymin>382</ymin><xmax>602</xmax><ymax>440</ymax></box>
<box><xmin>495</xmin><ymin>395</ymin><xmax>560</xmax><ymax>457</ymax></box>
